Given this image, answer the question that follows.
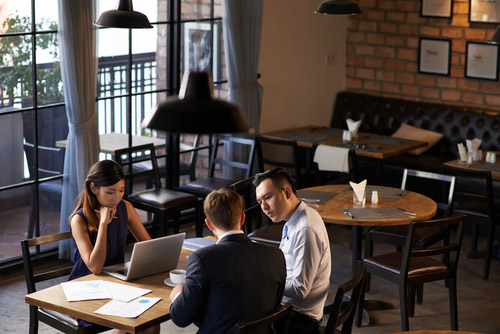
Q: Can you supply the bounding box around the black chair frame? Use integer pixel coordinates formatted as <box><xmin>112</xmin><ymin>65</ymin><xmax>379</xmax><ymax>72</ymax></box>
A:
<box><xmin>233</xmin><ymin>303</ymin><xmax>293</xmax><ymax>334</ymax></box>
<box><xmin>21</xmin><ymin>231</ymin><xmax>109</xmax><ymax>334</ymax></box>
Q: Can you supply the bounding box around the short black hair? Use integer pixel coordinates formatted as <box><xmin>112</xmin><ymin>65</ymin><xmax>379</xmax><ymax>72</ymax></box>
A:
<box><xmin>252</xmin><ymin>168</ymin><xmax>297</xmax><ymax>194</ymax></box>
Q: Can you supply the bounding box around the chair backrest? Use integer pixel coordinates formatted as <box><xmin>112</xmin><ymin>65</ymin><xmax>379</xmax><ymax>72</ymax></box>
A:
<box><xmin>115</xmin><ymin>143</ymin><xmax>161</xmax><ymax>194</ymax></box>
<box><xmin>179</xmin><ymin>134</ymin><xmax>202</xmax><ymax>181</ymax></box>
<box><xmin>401</xmin><ymin>214</ymin><xmax>466</xmax><ymax>277</ymax></box>
<box><xmin>313</xmin><ymin>145</ymin><xmax>358</xmax><ymax>185</ymax></box>
<box><xmin>255</xmin><ymin>135</ymin><xmax>303</xmax><ymax>188</ymax></box>
<box><xmin>323</xmin><ymin>266</ymin><xmax>366</xmax><ymax>334</ymax></box>
<box><xmin>21</xmin><ymin>231</ymin><xmax>74</xmax><ymax>295</ymax></box>
<box><xmin>230</xmin><ymin>177</ymin><xmax>272</xmax><ymax>234</ymax></box>
<box><xmin>401</xmin><ymin>169</ymin><xmax>456</xmax><ymax>217</ymax></box>
<box><xmin>208</xmin><ymin>135</ymin><xmax>256</xmax><ymax>179</ymax></box>
<box><xmin>440</xmin><ymin>164</ymin><xmax>495</xmax><ymax>218</ymax></box>
<box><xmin>233</xmin><ymin>303</ymin><xmax>293</xmax><ymax>334</ymax></box>
<box><xmin>24</xmin><ymin>142</ymin><xmax>64</xmax><ymax>179</ymax></box>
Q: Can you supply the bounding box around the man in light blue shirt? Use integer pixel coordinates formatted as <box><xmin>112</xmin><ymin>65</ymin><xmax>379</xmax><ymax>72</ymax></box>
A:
<box><xmin>254</xmin><ymin>168</ymin><xmax>331</xmax><ymax>334</ymax></box>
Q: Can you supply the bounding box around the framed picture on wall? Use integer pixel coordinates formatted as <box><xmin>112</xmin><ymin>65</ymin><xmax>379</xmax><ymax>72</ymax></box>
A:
<box><xmin>465</xmin><ymin>42</ymin><xmax>499</xmax><ymax>80</ymax></box>
<box><xmin>470</xmin><ymin>0</ymin><xmax>500</xmax><ymax>23</ymax></box>
<box><xmin>182</xmin><ymin>22</ymin><xmax>221</xmax><ymax>81</ymax></box>
<box><xmin>418</xmin><ymin>38</ymin><xmax>451</xmax><ymax>76</ymax></box>
<box><xmin>421</xmin><ymin>0</ymin><xmax>453</xmax><ymax>18</ymax></box>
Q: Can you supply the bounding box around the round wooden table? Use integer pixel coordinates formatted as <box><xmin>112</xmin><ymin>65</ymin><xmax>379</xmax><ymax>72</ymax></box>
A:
<box><xmin>299</xmin><ymin>184</ymin><xmax>437</xmax><ymax>277</ymax></box>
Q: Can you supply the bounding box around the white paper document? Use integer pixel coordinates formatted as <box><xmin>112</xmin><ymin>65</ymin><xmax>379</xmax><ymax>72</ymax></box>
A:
<box><xmin>104</xmin><ymin>281</ymin><xmax>152</xmax><ymax>302</ymax></box>
<box><xmin>95</xmin><ymin>297</ymin><xmax>161</xmax><ymax>318</ymax></box>
<box><xmin>61</xmin><ymin>280</ymin><xmax>112</xmax><ymax>302</ymax></box>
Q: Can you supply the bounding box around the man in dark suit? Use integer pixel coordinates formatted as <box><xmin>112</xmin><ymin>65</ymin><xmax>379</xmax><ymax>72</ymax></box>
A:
<box><xmin>169</xmin><ymin>188</ymin><xmax>286</xmax><ymax>334</ymax></box>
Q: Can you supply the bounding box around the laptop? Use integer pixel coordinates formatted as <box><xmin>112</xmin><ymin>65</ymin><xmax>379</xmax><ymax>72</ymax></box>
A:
<box><xmin>103</xmin><ymin>232</ymin><xmax>186</xmax><ymax>281</ymax></box>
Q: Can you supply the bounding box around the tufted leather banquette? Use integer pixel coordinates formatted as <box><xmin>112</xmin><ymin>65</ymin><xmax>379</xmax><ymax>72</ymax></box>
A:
<box><xmin>330</xmin><ymin>91</ymin><xmax>500</xmax><ymax>191</ymax></box>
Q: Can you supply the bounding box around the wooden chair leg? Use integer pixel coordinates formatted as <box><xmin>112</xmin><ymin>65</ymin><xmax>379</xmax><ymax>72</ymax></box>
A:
<box><xmin>448</xmin><ymin>278</ymin><xmax>458</xmax><ymax>330</ymax></box>
<box><xmin>409</xmin><ymin>285</ymin><xmax>416</xmax><ymax>317</ymax></box>
<box><xmin>471</xmin><ymin>223</ymin><xmax>479</xmax><ymax>252</ymax></box>
<box><xmin>195</xmin><ymin>200</ymin><xmax>203</xmax><ymax>237</ymax></box>
<box><xmin>29</xmin><ymin>306</ymin><xmax>38</xmax><ymax>334</ymax></box>
<box><xmin>356</xmin><ymin>280</ymin><xmax>367</xmax><ymax>327</ymax></box>
<box><xmin>172</xmin><ymin>211</ymin><xmax>181</xmax><ymax>235</ymax></box>
<box><xmin>399</xmin><ymin>284</ymin><xmax>410</xmax><ymax>331</ymax></box>
<box><xmin>416</xmin><ymin>283</ymin><xmax>423</xmax><ymax>304</ymax></box>
<box><xmin>483</xmin><ymin>222</ymin><xmax>496</xmax><ymax>280</ymax></box>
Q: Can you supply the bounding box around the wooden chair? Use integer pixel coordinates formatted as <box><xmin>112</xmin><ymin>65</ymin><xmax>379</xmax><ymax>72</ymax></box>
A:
<box><xmin>24</xmin><ymin>142</ymin><xmax>64</xmax><ymax>239</ymax></box>
<box><xmin>115</xmin><ymin>144</ymin><xmax>203</xmax><ymax>237</ymax></box>
<box><xmin>179</xmin><ymin>135</ymin><xmax>256</xmax><ymax>198</ymax></box>
<box><xmin>441</xmin><ymin>164</ymin><xmax>500</xmax><ymax>280</ymax></box>
<box><xmin>364</xmin><ymin>169</ymin><xmax>456</xmax><ymax>299</ymax></box>
<box><xmin>230</xmin><ymin>177</ymin><xmax>282</xmax><ymax>247</ymax></box>
<box><xmin>256</xmin><ymin>135</ymin><xmax>316</xmax><ymax>189</ymax></box>
<box><xmin>21</xmin><ymin>231</ymin><xmax>110</xmax><ymax>334</ymax></box>
<box><xmin>321</xmin><ymin>266</ymin><xmax>366</xmax><ymax>334</ymax></box>
<box><xmin>151</xmin><ymin>134</ymin><xmax>202</xmax><ymax>182</ymax></box>
<box><xmin>233</xmin><ymin>303</ymin><xmax>293</xmax><ymax>334</ymax></box>
<box><xmin>313</xmin><ymin>146</ymin><xmax>358</xmax><ymax>185</ymax></box>
<box><xmin>365</xmin><ymin>169</ymin><xmax>456</xmax><ymax>256</ymax></box>
<box><xmin>358</xmin><ymin>214</ymin><xmax>466</xmax><ymax>331</ymax></box>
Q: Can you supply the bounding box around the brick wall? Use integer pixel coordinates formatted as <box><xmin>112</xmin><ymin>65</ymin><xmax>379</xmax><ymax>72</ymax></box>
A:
<box><xmin>346</xmin><ymin>0</ymin><xmax>500</xmax><ymax>111</ymax></box>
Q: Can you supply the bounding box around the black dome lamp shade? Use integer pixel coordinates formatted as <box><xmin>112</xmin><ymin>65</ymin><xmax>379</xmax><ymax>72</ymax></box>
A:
<box><xmin>315</xmin><ymin>0</ymin><xmax>363</xmax><ymax>15</ymax></box>
<box><xmin>488</xmin><ymin>26</ymin><xmax>500</xmax><ymax>44</ymax></box>
<box><xmin>142</xmin><ymin>71</ymin><xmax>250</xmax><ymax>134</ymax></box>
<box><xmin>95</xmin><ymin>0</ymin><xmax>153</xmax><ymax>29</ymax></box>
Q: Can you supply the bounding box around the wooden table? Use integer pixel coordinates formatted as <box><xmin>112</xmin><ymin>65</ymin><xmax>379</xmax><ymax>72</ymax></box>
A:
<box><xmin>299</xmin><ymin>184</ymin><xmax>437</xmax><ymax>277</ymax></box>
<box><xmin>264</xmin><ymin>125</ymin><xmax>427</xmax><ymax>159</ymax></box>
<box><xmin>56</xmin><ymin>132</ymin><xmax>167</xmax><ymax>155</ymax></box>
<box><xmin>25</xmin><ymin>247</ymin><xmax>192</xmax><ymax>333</ymax></box>
<box><xmin>443</xmin><ymin>158</ymin><xmax>500</xmax><ymax>181</ymax></box>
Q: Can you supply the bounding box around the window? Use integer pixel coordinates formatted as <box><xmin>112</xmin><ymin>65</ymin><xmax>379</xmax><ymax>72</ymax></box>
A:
<box><xmin>0</xmin><ymin>0</ymin><xmax>225</xmax><ymax>266</ymax></box>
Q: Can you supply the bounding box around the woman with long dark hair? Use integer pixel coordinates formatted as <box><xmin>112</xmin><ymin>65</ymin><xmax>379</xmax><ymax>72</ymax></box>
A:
<box><xmin>69</xmin><ymin>160</ymin><xmax>159</xmax><ymax>334</ymax></box>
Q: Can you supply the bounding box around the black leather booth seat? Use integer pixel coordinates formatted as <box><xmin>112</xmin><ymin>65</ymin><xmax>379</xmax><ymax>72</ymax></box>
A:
<box><xmin>330</xmin><ymin>91</ymin><xmax>500</xmax><ymax>193</ymax></box>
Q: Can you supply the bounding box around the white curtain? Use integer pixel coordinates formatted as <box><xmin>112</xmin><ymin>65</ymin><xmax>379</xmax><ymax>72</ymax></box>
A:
<box><xmin>222</xmin><ymin>0</ymin><xmax>264</xmax><ymax>134</ymax></box>
<box><xmin>222</xmin><ymin>0</ymin><xmax>263</xmax><ymax>179</ymax></box>
<box><xmin>58</xmin><ymin>0</ymin><xmax>100</xmax><ymax>259</ymax></box>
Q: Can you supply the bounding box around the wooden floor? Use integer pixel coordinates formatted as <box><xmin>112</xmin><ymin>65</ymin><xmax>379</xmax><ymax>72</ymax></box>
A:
<box><xmin>2</xmin><ymin>222</ymin><xmax>500</xmax><ymax>333</ymax></box>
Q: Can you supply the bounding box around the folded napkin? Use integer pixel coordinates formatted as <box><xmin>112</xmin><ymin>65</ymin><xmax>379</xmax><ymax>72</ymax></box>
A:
<box><xmin>466</xmin><ymin>138</ymin><xmax>482</xmax><ymax>152</ymax></box>
<box><xmin>314</xmin><ymin>145</ymin><xmax>350</xmax><ymax>172</ymax></box>
<box><xmin>457</xmin><ymin>142</ymin><xmax>467</xmax><ymax>162</ymax></box>
<box><xmin>349</xmin><ymin>179</ymin><xmax>367</xmax><ymax>203</ymax></box>
<box><xmin>346</xmin><ymin>118</ymin><xmax>361</xmax><ymax>137</ymax></box>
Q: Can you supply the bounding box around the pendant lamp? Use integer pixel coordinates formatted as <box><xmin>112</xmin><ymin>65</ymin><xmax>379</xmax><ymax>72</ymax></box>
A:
<box><xmin>142</xmin><ymin>71</ymin><xmax>250</xmax><ymax>134</ymax></box>
<box><xmin>95</xmin><ymin>0</ymin><xmax>152</xmax><ymax>29</ymax></box>
<box><xmin>488</xmin><ymin>26</ymin><xmax>500</xmax><ymax>44</ymax></box>
<box><xmin>315</xmin><ymin>0</ymin><xmax>363</xmax><ymax>15</ymax></box>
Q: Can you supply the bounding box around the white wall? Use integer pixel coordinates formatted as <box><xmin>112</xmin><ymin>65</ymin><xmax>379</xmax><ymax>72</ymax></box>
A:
<box><xmin>259</xmin><ymin>0</ymin><xmax>348</xmax><ymax>133</ymax></box>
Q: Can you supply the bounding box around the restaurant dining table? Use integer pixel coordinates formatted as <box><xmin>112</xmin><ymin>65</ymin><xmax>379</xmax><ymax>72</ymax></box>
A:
<box><xmin>264</xmin><ymin>125</ymin><xmax>427</xmax><ymax>159</ymax></box>
<box><xmin>263</xmin><ymin>125</ymin><xmax>427</xmax><ymax>182</ymax></box>
<box><xmin>297</xmin><ymin>184</ymin><xmax>437</xmax><ymax>278</ymax></box>
<box><xmin>443</xmin><ymin>156</ymin><xmax>500</xmax><ymax>181</ymax></box>
<box><xmin>24</xmin><ymin>242</ymin><xmax>200</xmax><ymax>333</ymax></box>
<box><xmin>56</xmin><ymin>132</ymin><xmax>167</xmax><ymax>155</ymax></box>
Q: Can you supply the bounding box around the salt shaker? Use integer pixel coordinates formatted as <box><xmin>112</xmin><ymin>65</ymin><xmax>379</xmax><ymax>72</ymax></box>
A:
<box><xmin>491</xmin><ymin>153</ymin><xmax>497</xmax><ymax>164</ymax></box>
<box><xmin>371</xmin><ymin>190</ymin><xmax>378</xmax><ymax>204</ymax></box>
<box><xmin>486</xmin><ymin>152</ymin><xmax>492</xmax><ymax>163</ymax></box>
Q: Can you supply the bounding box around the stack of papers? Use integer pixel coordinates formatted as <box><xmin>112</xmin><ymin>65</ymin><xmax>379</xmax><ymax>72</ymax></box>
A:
<box><xmin>183</xmin><ymin>237</ymin><xmax>216</xmax><ymax>251</ymax></box>
<box><xmin>60</xmin><ymin>280</ymin><xmax>159</xmax><ymax>318</ymax></box>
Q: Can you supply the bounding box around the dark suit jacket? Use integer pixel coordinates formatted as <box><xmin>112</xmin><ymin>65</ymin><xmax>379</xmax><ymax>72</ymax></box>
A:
<box><xmin>170</xmin><ymin>233</ymin><xmax>286</xmax><ymax>334</ymax></box>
